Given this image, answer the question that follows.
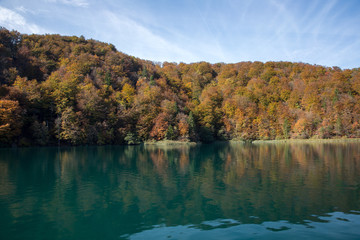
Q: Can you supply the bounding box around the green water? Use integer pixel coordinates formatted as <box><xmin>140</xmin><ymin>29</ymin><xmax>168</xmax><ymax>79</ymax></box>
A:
<box><xmin>0</xmin><ymin>142</ymin><xmax>360</xmax><ymax>239</ymax></box>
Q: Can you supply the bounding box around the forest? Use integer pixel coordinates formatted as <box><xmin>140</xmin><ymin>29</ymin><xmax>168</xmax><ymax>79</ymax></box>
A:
<box><xmin>0</xmin><ymin>28</ymin><xmax>360</xmax><ymax>146</ymax></box>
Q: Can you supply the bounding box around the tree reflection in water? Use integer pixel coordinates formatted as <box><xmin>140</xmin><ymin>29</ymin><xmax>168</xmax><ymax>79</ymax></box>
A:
<box><xmin>0</xmin><ymin>142</ymin><xmax>359</xmax><ymax>239</ymax></box>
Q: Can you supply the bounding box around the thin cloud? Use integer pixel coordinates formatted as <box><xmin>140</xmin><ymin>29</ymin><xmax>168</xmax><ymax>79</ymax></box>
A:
<box><xmin>302</xmin><ymin>0</ymin><xmax>337</xmax><ymax>37</ymax></box>
<box><xmin>0</xmin><ymin>0</ymin><xmax>358</xmax><ymax>68</ymax></box>
<box><xmin>15</xmin><ymin>6</ymin><xmax>34</xmax><ymax>14</ymax></box>
<box><xmin>45</xmin><ymin>0</ymin><xmax>89</xmax><ymax>7</ymax></box>
<box><xmin>191</xmin><ymin>1</ymin><xmax>226</xmax><ymax>62</ymax></box>
<box><xmin>0</xmin><ymin>6</ymin><xmax>45</xmax><ymax>34</ymax></box>
<box><xmin>96</xmin><ymin>10</ymin><xmax>197</xmax><ymax>62</ymax></box>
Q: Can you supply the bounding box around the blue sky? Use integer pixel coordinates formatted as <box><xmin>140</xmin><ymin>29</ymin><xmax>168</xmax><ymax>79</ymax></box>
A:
<box><xmin>0</xmin><ymin>0</ymin><xmax>359</xmax><ymax>69</ymax></box>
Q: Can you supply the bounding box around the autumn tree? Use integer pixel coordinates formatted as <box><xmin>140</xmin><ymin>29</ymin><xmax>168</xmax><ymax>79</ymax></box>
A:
<box><xmin>0</xmin><ymin>100</ymin><xmax>23</xmax><ymax>145</ymax></box>
<box><xmin>1</xmin><ymin>28</ymin><xmax>360</xmax><ymax>145</ymax></box>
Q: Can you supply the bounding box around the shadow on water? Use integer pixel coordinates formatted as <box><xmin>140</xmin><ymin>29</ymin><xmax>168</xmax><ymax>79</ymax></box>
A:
<box><xmin>0</xmin><ymin>141</ymin><xmax>360</xmax><ymax>239</ymax></box>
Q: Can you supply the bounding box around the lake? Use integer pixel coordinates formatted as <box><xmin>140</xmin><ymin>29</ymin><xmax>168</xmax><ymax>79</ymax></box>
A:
<box><xmin>0</xmin><ymin>142</ymin><xmax>360</xmax><ymax>239</ymax></box>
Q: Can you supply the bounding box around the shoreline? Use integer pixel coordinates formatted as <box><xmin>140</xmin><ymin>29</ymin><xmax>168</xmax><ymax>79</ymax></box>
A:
<box><xmin>145</xmin><ymin>138</ymin><xmax>360</xmax><ymax>146</ymax></box>
<box><xmin>250</xmin><ymin>138</ymin><xmax>360</xmax><ymax>144</ymax></box>
<box><xmin>144</xmin><ymin>140</ymin><xmax>198</xmax><ymax>146</ymax></box>
<box><xmin>3</xmin><ymin>138</ymin><xmax>360</xmax><ymax>149</ymax></box>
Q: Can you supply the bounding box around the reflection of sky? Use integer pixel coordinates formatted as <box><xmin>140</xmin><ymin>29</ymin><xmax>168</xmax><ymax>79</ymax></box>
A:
<box><xmin>0</xmin><ymin>0</ymin><xmax>359</xmax><ymax>69</ymax></box>
<box><xmin>125</xmin><ymin>212</ymin><xmax>360</xmax><ymax>240</ymax></box>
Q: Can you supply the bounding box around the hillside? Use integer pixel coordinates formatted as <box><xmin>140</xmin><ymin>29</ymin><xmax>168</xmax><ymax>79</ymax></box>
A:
<box><xmin>0</xmin><ymin>28</ymin><xmax>360</xmax><ymax>146</ymax></box>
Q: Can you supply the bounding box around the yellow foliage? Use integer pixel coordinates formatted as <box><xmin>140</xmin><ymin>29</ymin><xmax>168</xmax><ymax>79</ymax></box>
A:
<box><xmin>0</xmin><ymin>100</ymin><xmax>22</xmax><ymax>143</ymax></box>
<box><xmin>121</xmin><ymin>83</ymin><xmax>135</xmax><ymax>105</ymax></box>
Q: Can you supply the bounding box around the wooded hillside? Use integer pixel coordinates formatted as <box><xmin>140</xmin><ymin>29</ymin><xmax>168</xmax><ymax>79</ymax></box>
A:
<box><xmin>1</xmin><ymin>28</ymin><xmax>360</xmax><ymax>146</ymax></box>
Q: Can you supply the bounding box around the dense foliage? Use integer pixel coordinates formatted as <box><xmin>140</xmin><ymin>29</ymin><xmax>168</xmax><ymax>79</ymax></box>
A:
<box><xmin>1</xmin><ymin>28</ymin><xmax>360</xmax><ymax>146</ymax></box>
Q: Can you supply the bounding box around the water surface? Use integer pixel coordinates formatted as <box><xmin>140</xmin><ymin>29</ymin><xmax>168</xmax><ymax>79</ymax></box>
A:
<box><xmin>0</xmin><ymin>142</ymin><xmax>360</xmax><ymax>239</ymax></box>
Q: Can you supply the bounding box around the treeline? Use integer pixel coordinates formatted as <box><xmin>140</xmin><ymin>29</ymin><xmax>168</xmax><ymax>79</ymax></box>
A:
<box><xmin>0</xmin><ymin>28</ymin><xmax>360</xmax><ymax>146</ymax></box>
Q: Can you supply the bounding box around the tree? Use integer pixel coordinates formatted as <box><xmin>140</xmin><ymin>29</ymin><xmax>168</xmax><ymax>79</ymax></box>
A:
<box><xmin>165</xmin><ymin>125</ymin><xmax>175</xmax><ymax>140</ymax></box>
<box><xmin>0</xmin><ymin>100</ymin><xmax>23</xmax><ymax>145</ymax></box>
<box><xmin>59</xmin><ymin>107</ymin><xmax>86</xmax><ymax>144</ymax></box>
<box><xmin>150</xmin><ymin>113</ymin><xmax>169</xmax><ymax>140</ymax></box>
<box><xmin>124</xmin><ymin>132</ymin><xmax>140</xmax><ymax>145</ymax></box>
<box><xmin>1</xmin><ymin>29</ymin><xmax>360</xmax><ymax>146</ymax></box>
<box><xmin>31</xmin><ymin>120</ymin><xmax>49</xmax><ymax>145</ymax></box>
<box><xmin>187</xmin><ymin>111</ymin><xmax>197</xmax><ymax>141</ymax></box>
<box><xmin>283</xmin><ymin>118</ymin><xmax>290</xmax><ymax>139</ymax></box>
<box><xmin>177</xmin><ymin>113</ymin><xmax>190</xmax><ymax>140</ymax></box>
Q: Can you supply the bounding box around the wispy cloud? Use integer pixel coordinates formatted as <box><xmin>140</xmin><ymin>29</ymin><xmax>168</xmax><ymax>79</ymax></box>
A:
<box><xmin>190</xmin><ymin>1</ymin><xmax>226</xmax><ymax>62</ymax></box>
<box><xmin>302</xmin><ymin>0</ymin><xmax>338</xmax><ymax>36</ymax></box>
<box><xmin>45</xmin><ymin>0</ymin><xmax>89</xmax><ymax>7</ymax></box>
<box><xmin>0</xmin><ymin>0</ymin><xmax>358</xmax><ymax>68</ymax></box>
<box><xmin>15</xmin><ymin>6</ymin><xmax>34</xmax><ymax>14</ymax></box>
<box><xmin>0</xmin><ymin>6</ymin><xmax>45</xmax><ymax>34</ymax></box>
<box><xmin>95</xmin><ymin>10</ymin><xmax>197</xmax><ymax>62</ymax></box>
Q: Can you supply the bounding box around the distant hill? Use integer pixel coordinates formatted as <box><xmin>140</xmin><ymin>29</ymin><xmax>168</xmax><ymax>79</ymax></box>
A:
<box><xmin>1</xmin><ymin>28</ymin><xmax>359</xmax><ymax>146</ymax></box>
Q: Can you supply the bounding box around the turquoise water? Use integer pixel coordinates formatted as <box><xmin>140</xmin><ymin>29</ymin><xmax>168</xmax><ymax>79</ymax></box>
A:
<box><xmin>0</xmin><ymin>142</ymin><xmax>360</xmax><ymax>239</ymax></box>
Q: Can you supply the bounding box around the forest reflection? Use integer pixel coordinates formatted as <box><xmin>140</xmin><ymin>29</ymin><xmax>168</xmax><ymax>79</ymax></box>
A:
<box><xmin>0</xmin><ymin>142</ymin><xmax>359</xmax><ymax>238</ymax></box>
